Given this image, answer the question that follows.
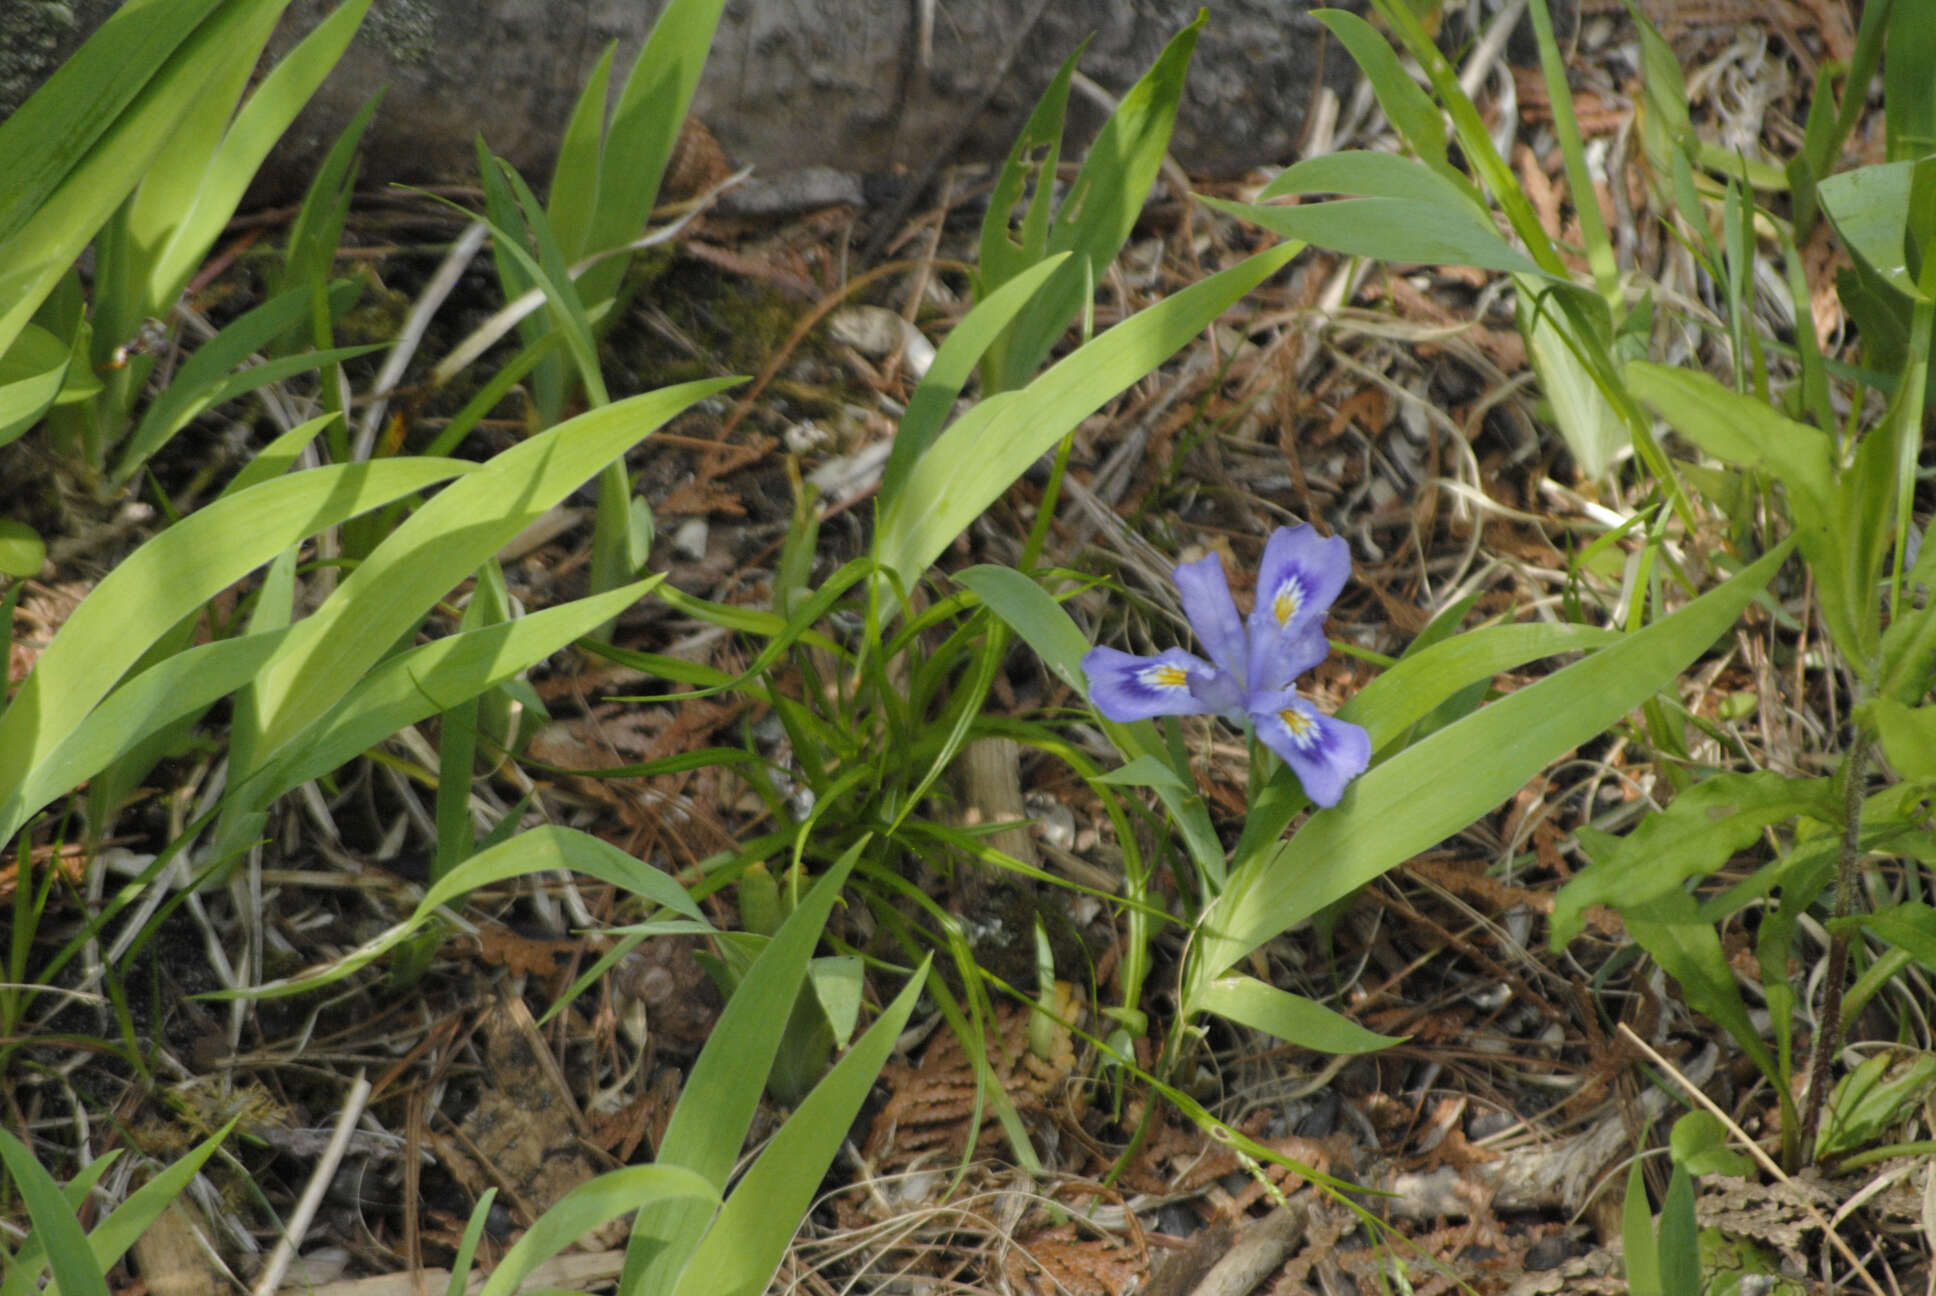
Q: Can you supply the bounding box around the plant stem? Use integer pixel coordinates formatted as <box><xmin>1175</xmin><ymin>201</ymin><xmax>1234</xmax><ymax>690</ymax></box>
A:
<box><xmin>1797</xmin><ymin>732</ymin><xmax>1868</xmax><ymax>1160</ymax></box>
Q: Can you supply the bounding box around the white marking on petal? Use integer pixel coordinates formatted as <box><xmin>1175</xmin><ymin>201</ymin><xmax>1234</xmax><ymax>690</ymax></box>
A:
<box><xmin>1272</xmin><ymin>577</ymin><xmax>1305</xmax><ymax>627</ymax></box>
<box><xmin>1142</xmin><ymin>663</ymin><xmax>1190</xmax><ymax>690</ymax></box>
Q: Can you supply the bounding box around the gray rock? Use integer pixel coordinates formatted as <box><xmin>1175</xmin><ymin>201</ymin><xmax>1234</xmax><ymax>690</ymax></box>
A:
<box><xmin>7</xmin><ymin>0</ymin><xmax>1358</xmax><ymax>201</ymax></box>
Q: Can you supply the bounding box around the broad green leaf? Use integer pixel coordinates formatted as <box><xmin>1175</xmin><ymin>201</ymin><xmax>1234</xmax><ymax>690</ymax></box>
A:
<box><xmin>670</xmin><ymin>961</ymin><xmax>931</xmax><ymax>1296</ymax></box>
<box><xmin>1868</xmin><ymin>698</ymin><xmax>1936</xmax><ymax>782</ymax></box>
<box><xmin>141</xmin><ymin>0</ymin><xmax>374</xmax><ymax>312</ymax></box>
<box><xmin>622</xmin><ymin>841</ymin><xmax>866</xmax><ymax>1292</ymax></box>
<box><xmin>245</xmin><ymin>579</ymin><xmax>662</xmax><ymax>805</ymax></box>
<box><xmin>878</xmin><ymin>242</ymin><xmax>1300</xmax><ymax>593</ymax></box>
<box><xmin>985</xmin><ymin>16</ymin><xmax>1203</xmax><ymax>390</ymax></box>
<box><xmin>1627</xmin><ymin>889</ymin><xmax>1780</xmax><ymax>1085</ymax></box>
<box><xmin>1202</xmin><ymin>194</ymin><xmax>1547</xmax><ymax>277</ymax></box>
<box><xmin>1194</xmin><ymin>975</ymin><xmax>1403</xmax><ymax>1054</ymax></box>
<box><xmin>1855</xmin><ymin>900</ymin><xmax>1936</xmax><ymax>968</ymax></box>
<box><xmin>0</xmin><ymin>460</ymin><xmax>467</xmax><ymax>805</ymax></box>
<box><xmin>1814</xmin><ymin>1051</ymin><xmax>1936</xmax><ymax>1160</ymax></box>
<box><xmin>1819</xmin><ymin>161</ymin><xmax>1922</xmax><ymax>298</ymax></box>
<box><xmin>0</xmin><ymin>519</ymin><xmax>45</xmax><ymax>579</ymax></box>
<box><xmin>882</xmin><ymin>255</ymin><xmax>1072</xmax><ymax>512</ymax></box>
<box><xmin>1262</xmin><ymin>151</ymin><xmax>1477</xmax><ymax>204</ymax></box>
<box><xmin>248</xmin><ymin>379</ymin><xmax>736</xmax><ymax>756</ymax></box>
<box><xmin>0</xmin><ymin>0</ymin><xmax>289</xmax><ymax>353</ymax></box>
<box><xmin>1525</xmin><ymin>281</ymin><xmax>1629</xmax><ymax>477</ymax></box>
<box><xmin>1187</xmin><ymin>540</ymin><xmax>1792</xmax><ymax>994</ymax></box>
<box><xmin>474</xmin><ymin>1166</ymin><xmax>718</xmax><ymax>1296</ymax></box>
<box><xmin>979</xmin><ymin>44</ymin><xmax>1084</xmax><ymax>293</ymax></box>
<box><xmin>1669</xmin><ymin>1111</ymin><xmax>1755</xmax><ymax>1177</ymax></box>
<box><xmin>1658</xmin><ymin>1164</ymin><xmax>1701</xmax><ymax>1296</ymax></box>
<box><xmin>1311</xmin><ymin>9</ymin><xmax>1459</xmax><ymax>189</ymax></box>
<box><xmin>0</xmin><ymin>0</ymin><xmax>223</xmax><ymax>245</ymax></box>
<box><xmin>1550</xmin><ymin>771</ymin><xmax>1835</xmax><ymax>946</ymax></box>
<box><xmin>0</xmin><ymin>628</ymin><xmax>294</xmax><ymax>845</ymax></box>
<box><xmin>0</xmin><ymin>324</ymin><xmax>71</xmax><ymax>447</ymax></box>
<box><xmin>1623</xmin><ymin>1159</ymin><xmax>1662</xmax><ymax>1296</ymax></box>
<box><xmin>0</xmin><ymin>1127</ymin><xmax>107</xmax><ymax>1296</ymax></box>
<box><xmin>1232</xmin><ymin>620</ymin><xmax>1623</xmax><ymax>868</ymax></box>
<box><xmin>953</xmin><ymin>564</ymin><xmax>1092</xmax><ymax>695</ymax></box>
<box><xmin>220</xmin><ymin>827</ymin><xmax>708</xmax><ymax>1000</ymax></box>
<box><xmin>576</xmin><ymin>0</ymin><xmax>731</xmax><ymax>303</ymax></box>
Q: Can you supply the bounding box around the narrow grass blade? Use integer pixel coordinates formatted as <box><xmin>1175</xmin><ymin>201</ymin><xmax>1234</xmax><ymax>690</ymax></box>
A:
<box><xmin>474</xmin><ymin>1166</ymin><xmax>718</xmax><ymax>1296</ymax></box>
<box><xmin>1186</xmin><ymin>540</ymin><xmax>1793</xmax><ymax>996</ymax></box>
<box><xmin>671</xmin><ymin>960</ymin><xmax>931</xmax><ymax>1296</ymax></box>
<box><xmin>220</xmin><ymin>826</ymin><xmax>708</xmax><ymax>1000</ymax></box>
<box><xmin>1194</xmin><ymin>975</ymin><xmax>1403</xmax><ymax>1053</ymax></box>
<box><xmin>0</xmin><ymin>1127</ymin><xmax>108</xmax><ymax>1296</ymax></box>
<box><xmin>0</xmin><ymin>459</ymin><xmax>468</xmax><ymax>805</ymax></box>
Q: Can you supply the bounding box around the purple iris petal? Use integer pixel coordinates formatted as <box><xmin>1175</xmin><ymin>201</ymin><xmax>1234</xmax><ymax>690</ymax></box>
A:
<box><xmin>1247</xmin><ymin>687</ymin><xmax>1371</xmax><ymax>809</ymax></box>
<box><xmin>1249</xmin><ymin>622</ymin><xmax>1329</xmax><ymax>695</ymax></box>
<box><xmin>1245</xmin><ymin>526</ymin><xmax>1351</xmax><ymax>675</ymax></box>
<box><xmin>1082</xmin><ymin>646</ymin><xmax>1233</xmax><ymax>722</ymax></box>
<box><xmin>1173</xmin><ymin>553</ymin><xmax>1248</xmax><ymax>683</ymax></box>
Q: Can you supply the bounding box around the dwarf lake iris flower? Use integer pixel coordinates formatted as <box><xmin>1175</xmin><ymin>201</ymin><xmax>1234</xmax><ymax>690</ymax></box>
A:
<box><xmin>1082</xmin><ymin>525</ymin><xmax>1371</xmax><ymax>808</ymax></box>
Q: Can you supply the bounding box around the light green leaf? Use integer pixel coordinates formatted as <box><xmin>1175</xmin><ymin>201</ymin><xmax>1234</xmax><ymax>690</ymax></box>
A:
<box><xmin>1311</xmin><ymin>9</ymin><xmax>1458</xmax><ymax>188</ymax></box>
<box><xmin>1819</xmin><ymin>161</ymin><xmax>1922</xmax><ymax>298</ymax></box>
<box><xmin>879</xmin><ymin>243</ymin><xmax>1300</xmax><ymax>594</ymax></box>
<box><xmin>1195</xmin><ymin>975</ymin><xmax>1403</xmax><ymax>1054</ymax></box>
<box><xmin>246</xmin><ymin>579</ymin><xmax>661</xmax><ymax>806</ymax></box>
<box><xmin>0</xmin><ymin>0</ymin><xmax>223</xmax><ymax>246</ymax></box>
<box><xmin>219</xmin><ymin>826</ymin><xmax>708</xmax><ymax>1000</ymax></box>
<box><xmin>0</xmin><ymin>519</ymin><xmax>45</xmax><ymax>579</ymax></box>
<box><xmin>882</xmin><ymin>255</ymin><xmax>1072</xmax><ymax>512</ymax></box>
<box><xmin>1550</xmin><ymin>771</ymin><xmax>1835</xmax><ymax>946</ymax></box>
<box><xmin>0</xmin><ymin>627</ymin><xmax>294</xmax><ymax>845</ymax></box>
<box><xmin>1202</xmin><ymin>194</ymin><xmax>1548</xmax><ymax>276</ymax></box>
<box><xmin>670</xmin><ymin>961</ymin><xmax>931</xmax><ymax>1296</ymax></box>
<box><xmin>622</xmin><ymin>841</ymin><xmax>866</xmax><ymax>1292</ymax></box>
<box><xmin>474</xmin><ymin>1165</ymin><xmax>718</xmax><ymax>1296</ymax></box>
<box><xmin>0</xmin><ymin>323</ymin><xmax>71</xmax><ymax>447</ymax></box>
<box><xmin>1187</xmin><ymin>540</ymin><xmax>1792</xmax><ymax>995</ymax></box>
<box><xmin>248</xmin><ymin>379</ymin><xmax>736</xmax><ymax>757</ymax></box>
<box><xmin>0</xmin><ymin>1127</ymin><xmax>107</xmax><ymax>1296</ymax></box>
<box><xmin>141</xmin><ymin>0</ymin><xmax>374</xmax><ymax>312</ymax></box>
<box><xmin>1868</xmin><ymin>698</ymin><xmax>1936</xmax><ymax>782</ymax></box>
<box><xmin>953</xmin><ymin>563</ymin><xmax>1092</xmax><ymax>695</ymax></box>
<box><xmin>0</xmin><ymin>459</ymin><xmax>468</xmax><ymax>806</ymax></box>
<box><xmin>0</xmin><ymin>0</ymin><xmax>288</xmax><ymax>352</ymax></box>
<box><xmin>985</xmin><ymin>16</ymin><xmax>1204</xmax><ymax>389</ymax></box>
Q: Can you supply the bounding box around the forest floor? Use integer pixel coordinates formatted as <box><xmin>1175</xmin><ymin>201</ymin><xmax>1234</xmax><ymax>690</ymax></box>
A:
<box><xmin>5</xmin><ymin>1</ymin><xmax>1932</xmax><ymax>1293</ymax></box>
